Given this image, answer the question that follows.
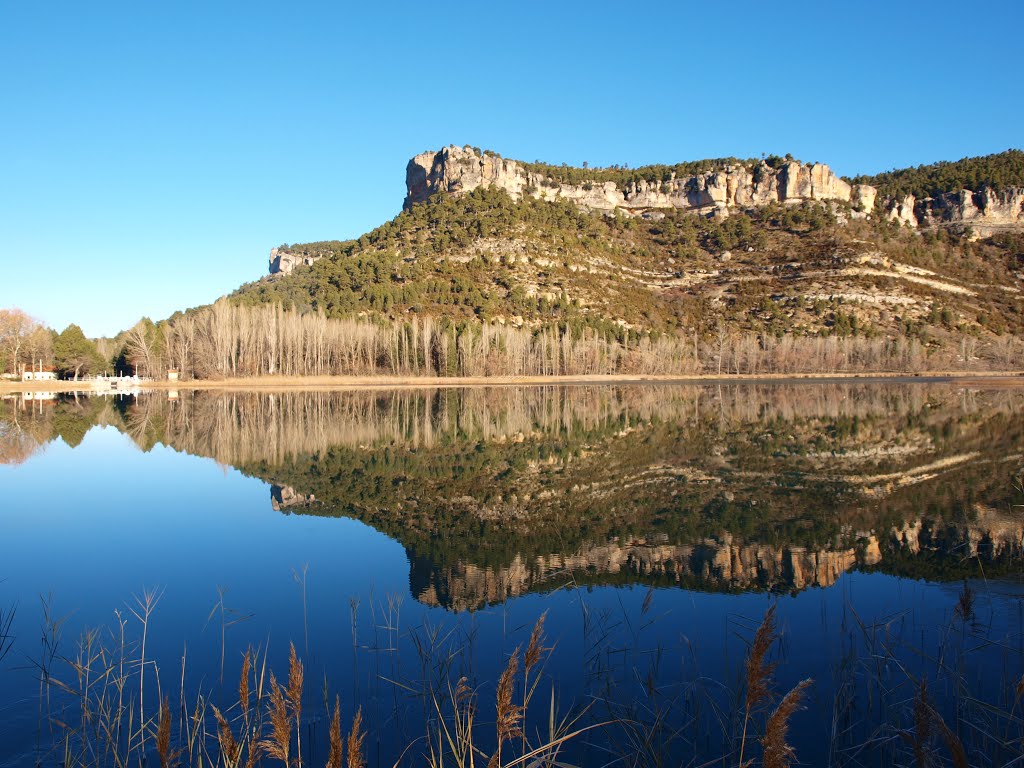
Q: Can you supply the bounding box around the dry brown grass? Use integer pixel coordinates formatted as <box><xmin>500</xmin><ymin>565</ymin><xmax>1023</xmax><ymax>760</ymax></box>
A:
<box><xmin>327</xmin><ymin>695</ymin><xmax>343</xmax><ymax>768</ymax></box>
<box><xmin>489</xmin><ymin>646</ymin><xmax>524</xmax><ymax>768</ymax></box>
<box><xmin>761</xmin><ymin>679</ymin><xmax>812</xmax><ymax>768</ymax></box>
<box><xmin>287</xmin><ymin>643</ymin><xmax>304</xmax><ymax>767</ymax></box>
<box><xmin>212</xmin><ymin>705</ymin><xmax>240</xmax><ymax>765</ymax></box>
<box><xmin>347</xmin><ymin>707</ymin><xmax>365</xmax><ymax>768</ymax></box>
<box><xmin>261</xmin><ymin>671</ymin><xmax>291</xmax><ymax>766</ymax></box>
<box><xmin>156</xmin><ymin>695</ymin><xmax>172</xmax><ymax>768</ymax></box>
<box><xmin>738</xmin><ymin>605</ymin><xmax>778</xmax><ymax>767</ymax></box>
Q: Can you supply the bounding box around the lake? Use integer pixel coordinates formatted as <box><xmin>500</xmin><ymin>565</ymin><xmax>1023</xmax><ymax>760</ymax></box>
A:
<box><xmin>1</xmin><ymin>383</ymin><xmax>1023</xmax><ymax>767</ymax></box>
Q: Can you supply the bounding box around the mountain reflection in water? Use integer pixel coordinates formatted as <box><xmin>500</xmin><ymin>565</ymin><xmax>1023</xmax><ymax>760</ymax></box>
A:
<box><xmin>4</xmin><ymin>383</ymin><xmax>1022</xmax><ymax>611</ymax></box>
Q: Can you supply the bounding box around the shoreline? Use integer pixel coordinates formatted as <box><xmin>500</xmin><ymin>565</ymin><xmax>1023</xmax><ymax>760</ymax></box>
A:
<box><xmin>2</xmin><ymin>369</ymin><xmax>1023</xmax><ymax>394</ymax></box>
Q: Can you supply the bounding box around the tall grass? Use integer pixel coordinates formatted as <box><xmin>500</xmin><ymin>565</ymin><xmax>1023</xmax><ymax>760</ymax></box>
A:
<box><xmin>6</xmin><ymin>579</ymin><xmax>1024</xmax><ymax>768</ymax></box>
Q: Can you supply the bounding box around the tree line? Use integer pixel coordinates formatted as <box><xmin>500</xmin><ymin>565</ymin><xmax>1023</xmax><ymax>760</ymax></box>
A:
<box><xmin>122</xmin><ymin>300</ymin><xmax>1024</xmax><ymax>380</ymax></box>
<box><xmin>850</xmin><ymin>149</ymin><xmax>1024</xmax><ymax>200</ymax></box>
<box><xmin>0</xmin><ymin>309</ymin><xmax>106</xmax><ymax>379</ymax></box>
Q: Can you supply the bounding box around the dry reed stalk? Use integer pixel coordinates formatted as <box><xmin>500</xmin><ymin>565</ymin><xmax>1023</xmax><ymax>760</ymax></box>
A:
<box><xmin>213</xmin><ymin>705</ymin><xmax>241</xmax><ymax>765</ymax></box>
<box><xmin>426</xmin><ymin>675</ymin><xmax>477</xmax><ymax>768</ymax></box>
<box><xmin>521</xmin><ymin>613</ymin><xmax>549</xmax><ymax>756</ymax></box>
<box><xmin>0</xmin><ymin>599</ymin><xmax>14</xmax><ymax>664</ymax></box>
<box><xmin>954</xmin><ymin>580</ymin><xmax>975</xmax><ymax>623</ymax></box>
<box><xmin>347</xmin><ymin>707</ymin><xmax>365</xmax><ymax>768</ymax></box>
<box><xmin>261</xmin><ymin>672</ymin><xmax>291</xmax><ymax>766</ymax></box>
<box><xmin>738</xmin><ymin>604</ymin><xmax>778</xmax><ymax>768</ymax></box>
<box><xmin>327</xmin><ymin>695</ymin><xmax>343</xmax><ymax>768</ymax></box>
<box><xmin>912</xmin><ymin>680</ymin><xmax>933</xmax><ymax>768</ymax></box>
<box><xmin>288</xmin><ymin>642</ymin><xmax>305</xmax><ymax>768</ymax></box>
<box><xmin>156</xmin><ymin>695</ymin><xmax>172</xmax><ymax>768</ymax></box>
<box><xmin>524</xmin><ymin>613</ymin><xmax>546</xmax><ymax>678</ymax></box>
<box><xmin>240</xmin><ymin>647</ymin><xmax>252</xmax><ymax>720</ymax></box>
<box><xmin>489</xmin><ymin>646</ymin><xmax>524</xmax><ymax>768</ymax></box>
<box><xmin>904</xmin><ymin>680</ymin><xmax>968</xmax><ymax>768</ymax></box>
<box><xmin>760</xmin><ymin>678</ymin><xmax>811</xmax><ymax>768</ymax></box>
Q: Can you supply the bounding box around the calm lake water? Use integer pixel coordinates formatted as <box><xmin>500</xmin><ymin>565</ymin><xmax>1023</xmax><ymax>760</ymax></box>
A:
<box><xmin>1</xmin><ymin>383</ymin><xmax>1023</xmax><ymax>767</ymax></box>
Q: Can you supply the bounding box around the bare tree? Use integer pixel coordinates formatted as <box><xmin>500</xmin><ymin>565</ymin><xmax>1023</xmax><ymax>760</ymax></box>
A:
<box><xmin>0</xmin><ymin>308</ymin><xmax>40</xmax><ymax>375</ymax></box>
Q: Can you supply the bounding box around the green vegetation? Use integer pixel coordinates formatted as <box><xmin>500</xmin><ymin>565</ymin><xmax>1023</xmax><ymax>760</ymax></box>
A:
<box><xmin>518</xmin><ymin>154</ymin><xmax>768</xmax><ymax>188</ymax></box>
<box><xmin>53</xmin><ymin>323</ymin><xmax>104</xmax><ymax>380</ymax></box>
<box><xmin>237</xmin><ymin>187</ymin><xmax>1024</xmax><ymax>345</ymax></box>
<box><xmin>850</xmin><ymin>148</ymin><xmax>1024</xmax><ymax>199</ymax></box>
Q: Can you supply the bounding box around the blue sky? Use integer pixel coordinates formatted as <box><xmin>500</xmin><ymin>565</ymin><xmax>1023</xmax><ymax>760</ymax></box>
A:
<box><xmin>2</xmin><ymin>0</ymin><xmax>1021</xmax><ymax>337</ymax></box>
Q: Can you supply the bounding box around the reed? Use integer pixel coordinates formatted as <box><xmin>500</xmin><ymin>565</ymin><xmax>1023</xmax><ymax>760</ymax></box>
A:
<box><xmin>0</xmin><ymin>597</ymin><xmax>14</xmax><ymax>665</ymax></box>
<box><xmin>489</xmin><ymin>646</ymin><xmax>523</xmax><ymax>768</ymax></box>
<box><xmin>11</xmin><ymin>576</ymin><xmax>1024</xmax><ymax>768</ymax></box>
<box><xmin>760</xmin><ymin>679</ymin><xmax>811</xmax><ymax>768</ymax></box>
<box><xmin>327</xmin><ymin>695</ymin><xmax>343</xmax><ymax>768</ymax></box>
<box><xmin>261</xmin><ymin>671</ymin><xmax>292</xmax><ymax>766</ymax></box>
<box><xmin>346</xmin><ymin>707</ymin><xmax>365</xmax><ymax>768</ymax></box>
<box><xmin>737</xmin><ymin>605</ymin><xmax>778</xmax><ymax>768</ymax></box>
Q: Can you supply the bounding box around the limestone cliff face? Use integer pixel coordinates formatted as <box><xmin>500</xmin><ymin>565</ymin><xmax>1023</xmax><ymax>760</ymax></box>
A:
<box><xmin>884</xmin><ymin>187</ymin><xmax>1024</xmax><ymax>236</ymax></box>
<box><xmin>404</xmin><ymin>145</ymin><xmax>876</xmax><ymax>217</ymax></box>
<box><xmin>413</xmin><ymin>505</ymin><xmax>1024</xmax><ymax>611</ymax></box>
<box><xmin>269</xmin><ymin>146</ymin><xmax>1024</xmax><ymax>276</ymax></box>
<box><xmin>269</xmin><ymin>245</ymin><xmax>339</xmax><ymax>276</ymax></box>
<box><xmin>414</xmin><ymin>535</ymin><xmax>861</xmax><ymax>611</ymax></box>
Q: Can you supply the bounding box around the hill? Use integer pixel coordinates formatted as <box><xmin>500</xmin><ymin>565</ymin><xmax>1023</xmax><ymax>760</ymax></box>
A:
<box><xmin>113</xmin><ymin>146</ymin><xmax>1024</xmax><ymax>380</ymax></box>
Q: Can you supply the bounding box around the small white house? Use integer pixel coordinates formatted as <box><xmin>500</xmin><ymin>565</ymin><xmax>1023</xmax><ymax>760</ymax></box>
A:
<box><xmin>22</xmin><ymin>369</ymin><xmax>57</xmax><ymax>381</ymax></box>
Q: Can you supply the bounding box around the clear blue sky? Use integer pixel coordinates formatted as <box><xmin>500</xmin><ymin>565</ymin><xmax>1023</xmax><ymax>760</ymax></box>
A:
<box><xmin>2</xmin><ymin>0</ymin><xmax>1021</xmax><ymax>338</ymax></box>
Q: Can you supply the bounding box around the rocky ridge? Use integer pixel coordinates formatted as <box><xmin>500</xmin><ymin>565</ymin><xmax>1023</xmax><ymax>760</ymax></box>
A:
<box><xmin>885</xmin><ymin>186</ymin><xmax>1024</xmax><ymax>235</ymax></box>
<box><xmin>404</xmin><ymin>145</ymin><xmax>877</xmax><ymax>218</ymax></box>
<box><xmin>267</xmin><ymin>145</ymin><xmax>1024</xmax><ymax>275</ymax></box>
<box><xmin>415</xmin><ymin>505</ymin><xmax>1024</xmax><ymax>611</ymax></box>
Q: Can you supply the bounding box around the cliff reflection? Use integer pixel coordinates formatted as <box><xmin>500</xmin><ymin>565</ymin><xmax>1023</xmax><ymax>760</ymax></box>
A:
<box><xmin>4</xmin><ymin>384</ymin><xmax>1023</xmax><ymax>609</ymax></box>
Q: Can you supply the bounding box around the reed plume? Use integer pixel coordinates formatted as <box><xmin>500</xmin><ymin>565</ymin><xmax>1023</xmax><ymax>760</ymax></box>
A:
<box><xmin>760</xmin><ymin>678</ymin><xmax>811</xmax><ymax>768</ymax></box>
<box><xmin>213</xmin><ymin>705</ymin><xmax>240</xmax><ymax>764</ymax></box>
<box><xmin>261</xmin><ymin>672</ymin><xmax>291</xmax><ymax>766</ymax></box>
<box><xmin>156</xmin><ymin>695</ymin><xmax>172</xmax><ymax>768</ymax></box>
<box><xmin>287</xmin><ymin>642</ymin><xmax>305</xmax><ymax>767</ymax></box>
<box><xmin>524</xmin><ymin>612</ymin><xmax>547</xmax><ymax>676</ymax></box>
<box><xmin>738</xmin><ymin>604</ymin><xmax>778</xmax><ymax>768</ymax></box>
<box><xmin>489</xmin><ymin>646</ymin><xmax>523</xmax><ymax>768</ymax></box>
<box><xmin>239</xmin><ymin>647</ymin><xmax>252</xmax><ymax>720</ymax></box>
<box><xmin>347</xmin><ymin>707</ymin><xmax>365</xmax><ymax>768</ymax></box>
<box><xmin>326</xmin><ymin>695</ymin><xmax>343</xmax><ymax>768</ymax></box>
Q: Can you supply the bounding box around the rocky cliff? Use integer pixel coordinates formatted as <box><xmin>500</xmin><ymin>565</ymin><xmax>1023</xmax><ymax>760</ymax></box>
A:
<box><xmin>413</xmin><ymin>505</ymin><xmax>1024</xmax><ymax>611</ymax></box>
<box><xmin>404</xmin><ymin>145</ymin><xmax>877</xmax><ymax>218</ymax></box>
<box><xmin>884</xmin><ymin>186</ymin><xmax>1024</xmax><ymax>236</ymax></box>
<box><xmin>266</xmin><ymin>146</ymin><xmax>1024</xmax><ymax>275</ymax></box>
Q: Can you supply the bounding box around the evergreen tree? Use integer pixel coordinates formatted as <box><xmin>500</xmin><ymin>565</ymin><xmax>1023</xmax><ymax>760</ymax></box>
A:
<box><xmin>53</xmin><ymin>324</ymin><xmax>103</xmax><ymax>380</ymax></box>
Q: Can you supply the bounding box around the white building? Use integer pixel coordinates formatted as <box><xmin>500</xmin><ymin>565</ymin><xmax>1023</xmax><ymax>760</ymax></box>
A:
<box><xmin>22</xmin><ymin>368</ymin><xmax>57</xmax><ymax>381</ymax></box>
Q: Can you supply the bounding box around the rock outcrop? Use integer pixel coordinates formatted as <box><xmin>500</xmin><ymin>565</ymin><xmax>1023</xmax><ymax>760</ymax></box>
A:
<box><xmin>270</xmin><ymin>245</ymin><xmax>339</xmax><ymax>276</ymax></box>
<box><xmin>270</xmin><ymin>247</ymin><xmax>317</xmax><ymax>276</ymax></box>
<box><xmin>884</xmin><ymin>187</ymin><xmax>1024</xmax><ymax>236</ymax></box>
<box><xmin>413</xmin><ymin>504</ymin><xmax>1024</xmax><ymax>611</ymax></box>
<box><xmin>404</xmin><ymin>145</ymin><xmax>876</xmax><ymax>218</ymax></box>
<box><xmin>269</xmin><ymin>146</ymin><xmax>1024</xmax><ymax>276</ymax></box>
<box><xmin>413</xmin><ymin>535</ymin><xmax>859</xmax><ymax>611</ymax></box>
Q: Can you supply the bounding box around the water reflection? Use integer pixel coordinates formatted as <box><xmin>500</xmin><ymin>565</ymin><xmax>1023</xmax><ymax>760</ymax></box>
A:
<box><xmin>5</xmin><ymin>384</ymin><xmax>1023</xmax><ymax>610</ymax></box>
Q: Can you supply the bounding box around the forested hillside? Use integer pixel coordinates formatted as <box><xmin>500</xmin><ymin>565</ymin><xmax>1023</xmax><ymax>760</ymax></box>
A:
<box><xmin>850</xmin><ymin>149</ymin><xmax>1024</xmax><ymax>200</ymax></box>
<box><xmin>236</xmin><ymin>185</ymin><xmax>1024</xmax><ymax>343</ymax></box>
